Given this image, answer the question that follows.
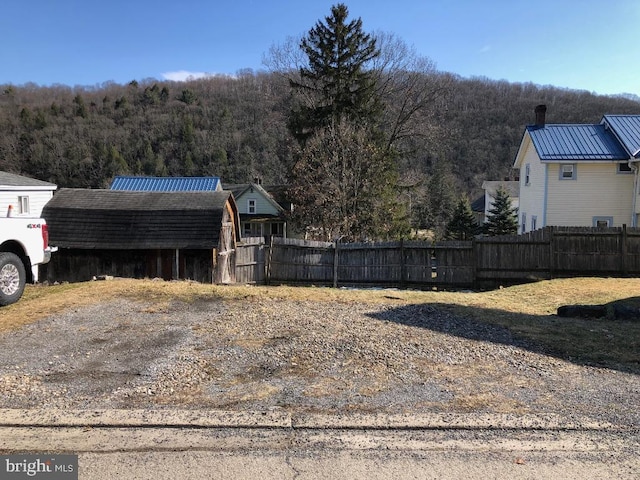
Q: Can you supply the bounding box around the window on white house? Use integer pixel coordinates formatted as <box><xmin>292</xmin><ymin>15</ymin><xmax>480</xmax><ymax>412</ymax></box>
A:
<box><xmin>525</xmin><ymin>164</ymin><xmax>531</xmax><ymax>185</ymax></box>
<box><xmin>560</xmin><ymin>164</ymin><xmax>576</xmax><ymax>180</ymax></box>
<box><xmin>247</xmin><ymin>199</ymin><xmax>256</xmax><ymax>214</ymax></box>
<box><xmin>593</xmin><ymin>217</ymin><xmax>613</xmax><ymax>228</ymax></box>
<box><xmin>521</xmin><ymin>213</ymin><xmax>527</xmax><ymax>234</ymax></box>
<box><xmin>618</xmin><ymin>162</ymin><xmax>633</xmax><ymax>173</ymax></box>
<box><xmin>531</xmin><ymin>215</ymin><xmax>537</xmax><ymax>231</ymax></box>
<box><xmin>18</xmin><ymin>196</ymin><xmax>30</xmax><ymax>214</ymax></box>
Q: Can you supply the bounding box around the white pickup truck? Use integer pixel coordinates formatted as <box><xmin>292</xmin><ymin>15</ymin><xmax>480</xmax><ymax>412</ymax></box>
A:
<box><xmin>0</xmin><ymin>216</ymin><xmax>55</xmax><ymax>305</ymax></box>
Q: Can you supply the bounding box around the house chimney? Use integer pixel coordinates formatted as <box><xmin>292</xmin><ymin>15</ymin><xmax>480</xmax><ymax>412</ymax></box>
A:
<box><xmin>535</xmin><ymin>104</ymin><xmax>547</xmax><ymax>126</ymax></box>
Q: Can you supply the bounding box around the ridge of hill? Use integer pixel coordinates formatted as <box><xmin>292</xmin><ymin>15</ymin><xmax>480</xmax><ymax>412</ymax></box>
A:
<box><xmin>2</xmin><ymin>72</ymin><xmax>639</xmax><ymax>218</ymax></box>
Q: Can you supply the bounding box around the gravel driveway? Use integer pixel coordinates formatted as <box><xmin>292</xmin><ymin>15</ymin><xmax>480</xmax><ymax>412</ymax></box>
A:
<box><xmin>0</xmin><ymin>297</ymin><xmax>638</xmax><ymax>427</ymax></box>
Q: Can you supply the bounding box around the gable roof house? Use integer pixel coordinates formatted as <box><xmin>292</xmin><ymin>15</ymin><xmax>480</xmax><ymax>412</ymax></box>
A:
<box><xmin>224</xmin><ymin>183</ymin><xmax>289</xmax><ymax>241</ymax></box>
<box><xmin>513</xmin><ymin>105</ymin><xmax>640</xmax><ymax>233</ymax></box>
<box><xmin>0</xmin><ymin>171</ymin><xmax>57</xmax><ymax>218</ymax></box>
<box><xmin>42</xmin><ymin>189</ymin><xmax>240</xmax><ymax>284</ymax></box>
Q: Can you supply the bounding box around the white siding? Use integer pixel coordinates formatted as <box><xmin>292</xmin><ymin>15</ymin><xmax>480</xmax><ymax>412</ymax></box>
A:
<box><xmin>0</xmin><ymin>189</ymin><xmax>55</xmax><ymax>218</ymax></box>
<box><xmin>546</xmin><ymin>163</ymin><xmax>634</xmax><ymax>227</ymax></box>
<box><xmin>517</xmin><ymin>134</ymin><xmax>547</xmax><ymax>232</ymax></box>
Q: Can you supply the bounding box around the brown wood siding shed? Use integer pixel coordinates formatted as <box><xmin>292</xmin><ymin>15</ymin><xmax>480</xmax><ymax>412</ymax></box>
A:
<box><xmin>42</xmin><ymin>189</ymin><xmax>239</xmax><ymax>250</ymax></box>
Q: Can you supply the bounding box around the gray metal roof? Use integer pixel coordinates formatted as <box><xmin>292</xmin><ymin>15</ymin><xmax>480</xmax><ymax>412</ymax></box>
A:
<box><xmin>110</xmin><ymin>175</ymin><xmax>221</xmax><ymax>191</ymax></box>
<box><xmin>526</xmin><ymin>124</ymin><xmax>629</xmax><ymax>161</ymax></box>
<box><xmin>0</xmin><ymin>171</ymin><xmax>57</xmax><ymax>188</ymax></box>
<box><xmin>43</xmin><ymin>189</ymin><xmax>234</xmax><ymax>249</ymax></box>
<box><xmin>223</xmin><ymin>184</ymin><xmax>251</xmax><ymax>199</ymax></box>
<box><xmin>602</xmin><ymin>115</ymin><xmax>640</xmax><ymax>158</ymax></box>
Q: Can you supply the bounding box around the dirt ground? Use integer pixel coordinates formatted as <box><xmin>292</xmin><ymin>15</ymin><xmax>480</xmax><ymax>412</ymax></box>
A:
<box><xmin>0</xmin><ymin>294</ymin><xmax>638</xmax><ymax>428</ymax></box>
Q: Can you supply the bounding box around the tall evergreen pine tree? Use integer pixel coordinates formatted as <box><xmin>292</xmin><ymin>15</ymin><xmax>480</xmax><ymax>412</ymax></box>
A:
<box><xmin>484</xmin><ymin>187</ymin><xmax>519</xmax><ymax>236</ymax></box>
<box><xmin>288</xmin><ymin>3</ymin><xmax>381</xmax><ymax>144</ymax></box>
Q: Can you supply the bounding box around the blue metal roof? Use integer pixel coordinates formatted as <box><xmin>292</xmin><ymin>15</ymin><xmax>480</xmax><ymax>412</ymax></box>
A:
<box><xmin>527</xmin><ymin>124</ymin><xmax>629</xmax><ymax>161</ymax></box>
<box><xmin>602</xmin><ymin>115</ymin><xmax>640</xmax><ymax>158</ymax></box>
<box><xmin>109</xmin><ymin>176</ymin><xmax>221</xmax><ymax>192</ymax></box>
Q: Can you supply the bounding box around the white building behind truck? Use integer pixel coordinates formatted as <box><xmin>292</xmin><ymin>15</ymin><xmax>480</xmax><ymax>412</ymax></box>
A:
<box><xmin>0</xmin><ymin>171</ymin><xmax>57</xmax><ymax>218</ymax></box>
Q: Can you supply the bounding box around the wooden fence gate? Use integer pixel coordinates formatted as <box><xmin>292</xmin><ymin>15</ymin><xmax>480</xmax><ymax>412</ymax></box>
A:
<box><xmin>235</xmin><ymin>237</ymin><xmax>267</xmax><ymax>284</ymax></box>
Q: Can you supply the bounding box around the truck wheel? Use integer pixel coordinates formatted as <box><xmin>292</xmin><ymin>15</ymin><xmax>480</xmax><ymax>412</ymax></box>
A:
<box><xmin>0</xmin><ymin>252</ymin><xmax>26</xmax><ymax>306</ymax></box>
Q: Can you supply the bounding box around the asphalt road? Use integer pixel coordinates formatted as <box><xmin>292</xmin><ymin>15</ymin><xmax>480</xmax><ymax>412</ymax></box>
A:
<box><xmin>1</xmin><ymin>410</ymin><xmax>638</xmax><ymax>479</ymax></box>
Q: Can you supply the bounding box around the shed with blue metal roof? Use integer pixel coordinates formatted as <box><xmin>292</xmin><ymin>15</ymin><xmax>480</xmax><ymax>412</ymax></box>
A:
<box><xmin>110</xmin><ymin>175</ymin><xmax>222</xmax><ymax>192</ymax></box>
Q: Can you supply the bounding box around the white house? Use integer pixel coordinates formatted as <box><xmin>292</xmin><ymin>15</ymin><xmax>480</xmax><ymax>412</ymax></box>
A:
<box><xmin>513</xmin><ymin>106</ymin><xmax>640</xmax><ymax>233</ymax></box>
<box><xmin>0</xmin><ymin>171</ymin><xmax>57</xmax><ymax>218</ymax></box>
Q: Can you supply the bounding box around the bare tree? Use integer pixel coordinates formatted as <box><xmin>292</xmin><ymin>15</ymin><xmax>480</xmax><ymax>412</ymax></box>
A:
<box><xmin>370</xmin><ymin>31</ymin><xmax>452</xmax><ymax>153</ymax></box>
<box><xmin>288</xmin><ymin>119</ymin><xmax>404</xmax><ymax>241</ymax></box>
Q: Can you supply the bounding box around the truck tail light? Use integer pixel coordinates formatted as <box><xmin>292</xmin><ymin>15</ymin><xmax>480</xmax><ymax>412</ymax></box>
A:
<box><xmin>42</xmin><ymin>224</ymin><xmax>49</xmax><ymax>249</ymax></box>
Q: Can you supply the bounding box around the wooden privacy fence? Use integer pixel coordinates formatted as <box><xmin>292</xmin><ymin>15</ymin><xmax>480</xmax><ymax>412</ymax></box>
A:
<box><xmin>259</xmin><ymin>238</ymin><xmax>476</xmax><ymax>287</ymax></box>
<box><xmin>235</xmin><ymin>226</ymin><xmax>640</xmax><ymax>288</ymax></box>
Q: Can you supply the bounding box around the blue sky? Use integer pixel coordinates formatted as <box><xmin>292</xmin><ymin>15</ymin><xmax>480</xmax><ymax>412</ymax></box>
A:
<box><xmin>2</xmin><ymin>0</ymin><xmax>639</xmax><ymax>96</ymax></box>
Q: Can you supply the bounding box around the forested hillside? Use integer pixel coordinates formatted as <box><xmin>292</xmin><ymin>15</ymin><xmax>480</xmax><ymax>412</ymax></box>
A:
<box><xmin>2</xmin><ymin>71</ymin><xmax>640</xmax><ymax>223</ymax></box>
<box><xmin>0</xmin><ymin>73</ymin><xmax>294</xmax><ymax>189</ymax></box>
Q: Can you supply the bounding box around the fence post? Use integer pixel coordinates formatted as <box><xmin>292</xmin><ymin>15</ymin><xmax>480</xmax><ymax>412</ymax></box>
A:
<box><xmin>548</xmin><ymin>227</ymin><xmax>555</xmax><ymax>279</ymax></box>
<box><xmin>400</xmin><ymin>239</ymin><xmax>406</xmax><ymax>288</ymax></box>
<box><xmin>266</xmin><ymin>236</ymin><xmax>274</xmax><ymax>285</ymax></box>
<box><xmin>471</xmin><ymin>237</ymin><xmax>477</xmax><ymax>289</ymax></box>
<box><xmin>333</xmin><ymin>239</ymin><xmax>340</xmax><ymax>288</ymax></box>
<box><xmin>621</xmin><ymin>224</ymin><xmax>628</xmax><ymax>276</ymax></box>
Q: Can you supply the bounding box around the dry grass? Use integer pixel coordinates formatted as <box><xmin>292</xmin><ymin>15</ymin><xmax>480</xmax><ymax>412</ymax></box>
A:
<box><xmin>0</xmin><ymin>278</ymin><xmax>423</xmax><ymax>332</ymax></box>
<box><xmin>2</xmin><ymin>276</ymin><xmax>639</xmax><ymax>327</ymax></box>
<box><xmin>1</xmin><ymin>277</ymin><xmax>638</xmax><ymax>371</ymax></box>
